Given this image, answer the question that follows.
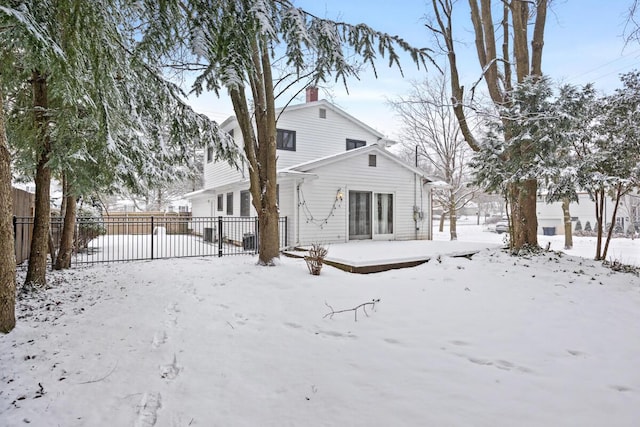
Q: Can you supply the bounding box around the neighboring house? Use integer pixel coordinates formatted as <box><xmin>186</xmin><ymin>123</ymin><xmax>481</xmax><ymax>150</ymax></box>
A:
<box><xmin>185</xmin><ymin>88</ymin><xmax>433</xmax><ymax>247</ymax></box>
<box><xmin>536</xmin><ymin>191</ymin><xmax>640</xmax><ymax>235</ymax></box>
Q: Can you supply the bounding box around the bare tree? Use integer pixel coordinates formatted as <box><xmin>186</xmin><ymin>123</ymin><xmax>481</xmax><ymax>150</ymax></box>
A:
<box><xmin>390</xmin><ymin>75</ymin><xmax>477</xmax><ymax>240</ymax></box>
<box><xmin>428</xmin><ymin>0</ymin><xmax>549</xmax><ymax>251</ymax></box>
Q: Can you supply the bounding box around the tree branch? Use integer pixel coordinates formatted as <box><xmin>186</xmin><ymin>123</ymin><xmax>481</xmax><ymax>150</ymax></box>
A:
<box><xmin>324</xmin><ymin>299</ymin><xmax>380</xmax><ymax>321</ymax></box>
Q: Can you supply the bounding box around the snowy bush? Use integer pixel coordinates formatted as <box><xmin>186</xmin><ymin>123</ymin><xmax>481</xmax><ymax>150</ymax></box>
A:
<box><xmin>305</xmin><ymin>243</ymin><xmax>328</xmax><ymax>276</ymax></box>
<box><xmin>75</xmin><ymin>210</ymin><xmax>106</xmax><ymax>251</ymax></box>
<box><xmin>574</xmin><ymin>220</ymin><xmax>582</xmax><ymax>232</ymax></box>
<box><xmin>584</xmin><ymin>221</ymin><xmax>592</xmax><ymax>232</ymax></box>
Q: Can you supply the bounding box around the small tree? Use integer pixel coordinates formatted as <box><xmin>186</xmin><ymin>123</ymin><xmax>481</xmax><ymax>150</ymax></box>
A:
<box><xmin>584</xmin><ymin>221</ymin><xmax>592</xmax><ymax>233</ymax></box>
<box><xmin>390</xmin><ymin>75</ymin><xmax>477</xmax><ymax>241</ymax></box>
<box><xmin>574</xmin><ymin>219</ymin><xmax>582</xmax><ymax>232</ymax></box>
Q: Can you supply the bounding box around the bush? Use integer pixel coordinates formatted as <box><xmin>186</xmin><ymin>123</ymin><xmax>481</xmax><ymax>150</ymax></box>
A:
<box><xmin>75</xmin><ymin>210</ymin><xmax>106</xmax><ymax>250</ymax></box>
<box><xmin>574</xmin><ymin>220</ymin><xmax>582</xmax><ymax>232</ymax></box>
<box><xmin>305</xmin><ymin>243</ymin><xmax>328</xmax><ymax>275</ymax></box>
<box><xmin>584</xmin><ymin>221</ymin><xmax>592</xmax><ymax>232</ymax></box>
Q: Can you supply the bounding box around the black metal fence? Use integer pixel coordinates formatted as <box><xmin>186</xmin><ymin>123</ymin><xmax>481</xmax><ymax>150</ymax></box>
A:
<box><xmin>13</xmin><ymin>215</ymin><xmax>288</xmax><ymax>266</ymax></box>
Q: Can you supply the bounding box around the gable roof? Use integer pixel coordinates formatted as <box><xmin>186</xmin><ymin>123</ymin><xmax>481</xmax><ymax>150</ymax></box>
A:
<box><xmin>280</xmin><ymin>143</ymin><xmax>432</xmax><ymax>182</ymax></box>
<box><xmin>219</xmin><ymin>99</ymin><xmax>391</xmax><ymax>144</ymax></box>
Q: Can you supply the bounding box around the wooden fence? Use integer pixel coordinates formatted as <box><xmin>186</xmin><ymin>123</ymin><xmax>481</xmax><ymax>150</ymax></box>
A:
<box><xmin>12</xmin><ymin>188</ymin><xmax>35</xmax><ymax>264</ymax></box>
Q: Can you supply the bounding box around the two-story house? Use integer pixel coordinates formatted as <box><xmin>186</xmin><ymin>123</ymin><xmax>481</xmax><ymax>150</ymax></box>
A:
<box><xmin>185</xmin><ymin>88</ymin><xmax>434</xmax><ymax>248</ymax></box>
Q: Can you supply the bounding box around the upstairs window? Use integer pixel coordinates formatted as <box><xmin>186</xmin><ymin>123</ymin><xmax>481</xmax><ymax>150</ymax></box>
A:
<box><xmin>368</xmin><ymin>154</ymin><xmax>377</xmax><ymax>167</ymax></box>
<box><xmin>277</xmin><ymin>129</ymin><xmax>296</xmax><ymax>151</ymax></box>
<box><xmin>346</xmin><ymin>139</ymin><xmax>366</xmax><ymax>150</ymax></box>
<box><xmin>207</xmin><ymin>145</ymin><xmax>214</xmax><ymax>163</ymax></box>
<box><xmin>319</xmin><ymin>108</ymin><xmax>327</xmax><ymax>119</ymax></box>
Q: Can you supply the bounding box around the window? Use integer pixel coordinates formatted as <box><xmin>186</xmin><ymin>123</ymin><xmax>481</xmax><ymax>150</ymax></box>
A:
<box><xmin>346</xmin><ymin>139</ymin><xmax>366</xmax><ymax>150</ymax></box>
<box><xmin>368</xmin><ymin>154</ymin><xmax>377</xmax><ymax>167</ymax></box>
<box><xmin>319</xmin><ymin>108</ymin><xmax>326</xmax><ymax>119</ymax></box>
<box><xmin>240</xmin><ymin>190</ymin><xmax>251</xmax><ymax>217</ymax></box>
<box><xmin>217</xmin><ymin>194</ymin><xmax>223</xmax><ymax>212</ymax></box>
<box><xmin>207</xmin><ymin>145</ymin><xmax>214</xmax><ymax>163</ymax></box>
<box><xmin>277</xmin><ymin>129</ymin><xmax>296</xmax><ymax>151</ymax></box>
<box><xmin>375</xmin><ymin>193</ymin><xmax>393</xmax><ymax>234</ymax></box>
<box><xmin>226</xmin><ymin>192</ymin><xmax>233</xmax><ymax>215</ymax></box>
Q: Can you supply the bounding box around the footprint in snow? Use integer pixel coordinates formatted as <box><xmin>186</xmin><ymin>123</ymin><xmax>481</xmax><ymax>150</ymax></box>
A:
<box><xmin>151</xmin><ymin>331</ymin><xmax>167</xmax><ymax>350</ymax></box>
<box><xmin>134</xmin><ymin>392</ymin><xmax>161</xmax><ymax>427</ymax></box>
<box><xmin>159</xmin><ymin>355</ymin><xmax>181</xmax><ymax>380</ymax></box>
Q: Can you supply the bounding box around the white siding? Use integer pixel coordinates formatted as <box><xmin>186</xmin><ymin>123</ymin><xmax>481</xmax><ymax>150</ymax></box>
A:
<box><xmin>190</xmin><ymin>197</ymin><xmax>212</xmax><ymax>218</ymax></box>
<box><xmin>275</xmin><ymin>104</ymin><xmax>381</xmax><ymax>169</ymax></box>
<box><xmin>291</xmin><ymin>151</ymin><xmax>430</xmax><ymax>245</ymax></box>
<box><xmin>536</xmin><ymin>193</ymin><xmax>625</xmax><ymax>234</ymax></box>
<box><xmin>203</xmin><ymin>123</ymin><xmax>247</xmax><ymax>189</ymax></box>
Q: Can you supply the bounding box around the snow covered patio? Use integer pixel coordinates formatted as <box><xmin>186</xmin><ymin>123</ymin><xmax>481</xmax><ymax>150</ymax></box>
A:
<box><xmin>286</xmin><ymin>240</ymin><xmax>503</xmax><ymax>273</ymax></box>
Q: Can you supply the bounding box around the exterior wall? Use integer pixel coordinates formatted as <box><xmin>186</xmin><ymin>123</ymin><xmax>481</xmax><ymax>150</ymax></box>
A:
<box><xmin>289</xmin><ymin>151</ymin><xmax>430</xmax><ymax>245</ymax></box>
<box><xmin>274</xmin><ymin>102</ymin><xmax>381</xmax><ymax>169</ymax></box>
<box><xmin>203</xmin><ymin>123</ymin><xmax>248</xmax><ymax>189</ymax></box>
<box><xmin>536</xmin><ymin>193</ymin><xmax>632</xmax><ymax>234</ymax></box>
<box><xmin>202</xmin><ymin>102</ymin><xmax>382</xmax><ymax>190</ymax></box>
<box><xmin>190</xmin><ymin>196</ymin><xmax>212</xmax><ymax>218</ymax></box>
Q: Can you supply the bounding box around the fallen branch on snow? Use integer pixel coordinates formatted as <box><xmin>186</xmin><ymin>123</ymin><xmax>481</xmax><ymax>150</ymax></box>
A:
<box><xmin>324</xmin><ymin>299</ymin><xmax>380</xmax><ymax>322</ymax></box>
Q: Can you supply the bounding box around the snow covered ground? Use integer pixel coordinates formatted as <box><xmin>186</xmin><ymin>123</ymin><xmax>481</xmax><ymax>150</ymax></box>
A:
<box><xmin>1</xmin><ymin>224</ymin><xmax>639</xmax><ymax>426</ymax></box>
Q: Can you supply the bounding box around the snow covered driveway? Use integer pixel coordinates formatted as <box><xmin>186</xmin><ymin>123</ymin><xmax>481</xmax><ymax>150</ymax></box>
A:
<box><xmin>1</xmin><ymin>249</ymin><xmax>640</xmax><ymax>426</ymax></box>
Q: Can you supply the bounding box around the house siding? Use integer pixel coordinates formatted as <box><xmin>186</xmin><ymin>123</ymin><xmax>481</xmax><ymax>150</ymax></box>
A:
<box><xmin>204</xmin><ymin>124</ymin><xmax>247</xmax><ymax>189</ymax></box>
<box><xmin>276</xmin><ymin>102</ymin><xmax>381</xmax><ymax>169</ymax></box>
<box><xmin>291</xmin><ymin>151</ymin><xmax>430</xmax><ymax>245</ymax></box>
<box><xmin>537</xmin><ymin>192</ymin><xmax>635</xmax><ymax>234</ymax></box>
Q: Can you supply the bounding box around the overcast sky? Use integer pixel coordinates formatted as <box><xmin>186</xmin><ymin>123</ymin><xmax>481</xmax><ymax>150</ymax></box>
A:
<box><xmin>187</xmin><ymin>0</ymin><xmax>640</xmax><ymax>140</ymax></box>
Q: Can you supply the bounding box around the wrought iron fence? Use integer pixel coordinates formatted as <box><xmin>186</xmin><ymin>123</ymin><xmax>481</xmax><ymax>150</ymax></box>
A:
<box><xmin>13</xmin><ymin>215</ymin><xmax>288</xmax><ymax>266</ymax></box>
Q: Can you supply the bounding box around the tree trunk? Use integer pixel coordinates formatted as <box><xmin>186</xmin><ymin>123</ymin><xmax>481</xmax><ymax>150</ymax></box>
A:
<box><xmin>449</xmin><ymin>196</ymin><xmax>457</xmax><ymax>240</ymax></box>
<box><xmin>602</xmin><ymin>184</ymin><xmax>623</xmax><ymax>261</ymax></box>
<box><xmin>0</xmin><ymin>87</ymin><xmax>16</xmax><ymax>333</ymax></box>
<box><xmin>594</xmin><ymin>189</ymin><xmax>604</xmax><ymax>260</ymax></box>
<box><xmin>25</xmin><ymin>70</ymin><xmax>51</xmax><ymax>287</ymax></box>
<box><xmin>561</xmin><ymin>198</ymin><xmax>573</xmax><ymax>250</ymax></box>
<box><xmin>55</xmin><ymin>181</ymin><xmax>77</xmax><ymax>270</ymax></box>
<box><xmin>230</xmin><ymin>37</ymin><xmax>280</xmax><ymax>265</ymax></box>
<box><xmin>439</xmin><ymin>213</ymin><xmax>445</xmax><ymax>232</ymax></box>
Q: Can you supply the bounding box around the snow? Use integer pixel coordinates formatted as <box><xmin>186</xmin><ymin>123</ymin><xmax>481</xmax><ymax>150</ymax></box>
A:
<box><xmin>1</xmin><ymin>223</ymin><xmax>639</xmax><ymax>426</ymax></box>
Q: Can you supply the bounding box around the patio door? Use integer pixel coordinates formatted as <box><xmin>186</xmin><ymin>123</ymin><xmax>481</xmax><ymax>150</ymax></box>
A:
<box><xmin>349</xmin><ymin>191</ymin><xmax>371</xmax><ymax>240</ymax></box>
<box><xmin>375</xmin><ymin>193</ymin><xmax>393</xmax><ymax>237</ymax></box>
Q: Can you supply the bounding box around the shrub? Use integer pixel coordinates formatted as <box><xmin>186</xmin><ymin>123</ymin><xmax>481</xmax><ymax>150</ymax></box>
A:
<box><xmin>305</xmin><ymin>243</ymin><xmax>328</xmax><ymax>275</ymax></box>
<box><xmin>574</xmin><ymin>220</ymin><xmax>582</xmax><ymax>232</ymax></box>
<box><xmin>584</xmin><ymin>221</ymin><xmax>592</xmax><ymax>232</ymax></box>
<box><xmin>75</xmin><ymin>210</ymin><xmax>107</xmax><ymax>250</ymax></box>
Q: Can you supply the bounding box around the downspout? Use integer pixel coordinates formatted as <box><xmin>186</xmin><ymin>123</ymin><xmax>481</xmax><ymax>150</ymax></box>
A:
<box><xmin>413</xmin><ymin>145</ymin><xmax>418</xmax><ymax>240</ymax></box>
<box><xmin>295</xmin><ymin>180</ymin><xmax>300</xmax><ymax>247</ymax></box>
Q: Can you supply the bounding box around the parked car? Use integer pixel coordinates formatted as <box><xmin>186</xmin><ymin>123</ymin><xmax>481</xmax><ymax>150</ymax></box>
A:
<box><xmin>495</xmin><ymin>219</ymin><xmax>509</xmax><ymax>234</ymax></box>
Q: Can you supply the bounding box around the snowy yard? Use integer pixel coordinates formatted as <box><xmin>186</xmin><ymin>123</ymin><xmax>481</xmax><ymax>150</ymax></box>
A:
<box><xmin>1</xmin><ymin>226</ymin><xmax>639</xmax><ymax>426</ymax></box>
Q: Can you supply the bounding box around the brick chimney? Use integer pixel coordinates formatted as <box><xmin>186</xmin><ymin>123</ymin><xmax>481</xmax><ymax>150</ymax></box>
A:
<box><xmin>305</xmin><ymin>86</ymin><xmax>318</xmax><ymax>103</ymax></box>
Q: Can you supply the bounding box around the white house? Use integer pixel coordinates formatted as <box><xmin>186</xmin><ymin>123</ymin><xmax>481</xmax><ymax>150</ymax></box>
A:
<box><xmin>536</xmin><ymin>191</ymin><xmax>639</xmax><ymax>235</ymax></box>
<box><xmin>185</xmin><ymin>88</ymin><xmax>433</xmax><ymax>248</ymax></box>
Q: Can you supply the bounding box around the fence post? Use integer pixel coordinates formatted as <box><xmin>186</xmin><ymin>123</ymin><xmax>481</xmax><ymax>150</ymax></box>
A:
<box><xmin>284</xmin><ymin>216</ymin><xmax>287</xmax><ymax>249</ymax></box>
<box><xmin>218</xmin><ymin>216</ymin><xmax>223</xmax><ymax>257</ymax></box>
<box><xmin>13</xmin><ymin>215</ymin><xmax>16</xmax><ymax>240</ymax></box>
<box><xmin>151</xmin><ymin>216</ymin><xmax>154</xmax><ymax>260</ymax></box>
<box><xmin>255</xmin><ymin>217</ymin><xmax>259</xmax><ymax>255</ymax></box>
